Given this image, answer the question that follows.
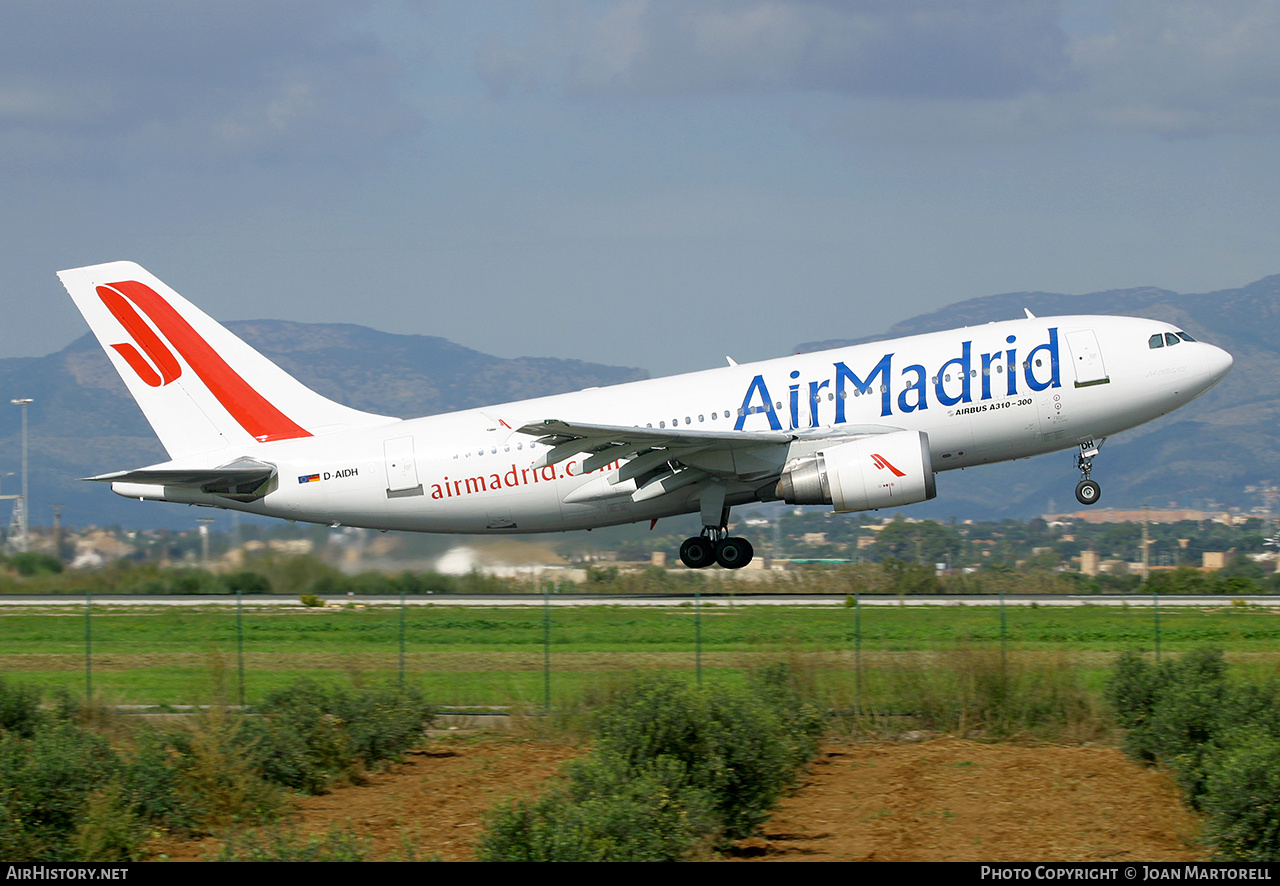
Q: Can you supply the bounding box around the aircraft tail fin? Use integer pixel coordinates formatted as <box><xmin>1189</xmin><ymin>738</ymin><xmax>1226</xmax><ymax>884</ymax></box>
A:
<box><xmin>58</xmin><ymin>261</ymin><xmax>396</xmax><ymax>459</ymax></box>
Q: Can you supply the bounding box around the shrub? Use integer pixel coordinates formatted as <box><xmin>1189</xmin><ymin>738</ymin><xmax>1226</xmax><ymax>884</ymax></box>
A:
<box><xmin>158</xmin><ymin>708</ymin><xmax>284</xmax><ymax>833</ymax></box>
<box><xmin>478</xmin><ymin>664</ymin><xmax>826</xmax><ymax>860</ymax></box>
<box><xmin>0</xmin><ymin>722</ymin><xmax>123</xmax><ymax>861</ymax></box>
<box><xmin>587</xmin><ymin>665</ymin><xmax>825</xmax><ymax>841</ymax></box>
<box><xmin>70</xmin><ymin>782</ymin><xmax>148</xmax><ymax>862</ymax></box>
<box><xmin>222</xmin><ymin>570</ymin><xmax>272</xmax><ymax>594</ymax></box>
<box><xmin>1201</xmin><ymin>729</ymin><xmax>1280</xmax><ymax>861</ymax></box>
<box><xmin>1107</xmin><ymin>648</ymin><xmax>1229</xmax><ymax>804</ymax></box>
<box><xmin>248</xmin><ymin>680</ymin><xmax>433</xmax><ymax>793</ymax></box>
<box><xmin>477</xmin><ymin>754</ymin><xmax>713</xmax><ymax>862</ymax></box>
<box><xmin>0</xmin><ymin>676</ymin><xmax>44</xmax><ymax>738</ymax></box>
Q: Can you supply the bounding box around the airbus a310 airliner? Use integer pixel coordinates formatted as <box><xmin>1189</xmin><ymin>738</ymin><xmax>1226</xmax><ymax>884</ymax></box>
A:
<box><xmin>59</xmin><ymin>261</ymin><xmax>1232</xmax><ymax>569</ymax></box>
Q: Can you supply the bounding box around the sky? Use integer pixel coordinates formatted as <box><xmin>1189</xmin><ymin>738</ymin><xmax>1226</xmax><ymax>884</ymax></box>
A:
<box><xmin>4</xmin><ymin>0</ymin><xmax>1280</xmax><ymax>378</ymax></box>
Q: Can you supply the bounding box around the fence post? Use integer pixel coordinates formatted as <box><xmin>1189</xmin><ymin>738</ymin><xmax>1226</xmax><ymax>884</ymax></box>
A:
<box><xmin>1000</xmin><ymin>591</ymin><xmax>1007</xmax><ymax>676</ymax></box>
<box><xmin>543</xmin><ymin>581</ymin><xmax>552</xmax><ymax>716</ymax></box>
<box><xmin>84</xmin><ymin>589</ymin><xmax>92</xmax><ymax>702</ymax></box>
<box><xmin>855</xmin><ymin>592</ymin><xmax>862</xmax><ymax>714</ymax></box>
<box><xmin>236</xmin><ymin>589</ymin><xmax>246</xmax><ymax>707</ymax></box>
<box><xmin>398</xmin><ymin>590</ymin><xmax>406</xmax><ymax>688</ymax></box>
<box><xmin>1153</xmin><ymin>592</ymin><xmax>1161</xmax><ymax>661</ymax></box>
<box><xmin>695</xmin><ymin>587</ymin><xmax>702</xmax><ymax>687</ymax></box>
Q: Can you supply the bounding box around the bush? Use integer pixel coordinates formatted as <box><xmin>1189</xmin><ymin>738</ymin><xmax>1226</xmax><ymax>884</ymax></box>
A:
<box><xmin>0</xmin><ymin>676</ymin><xmax>44</xmax><ymax>738</ymax></box>
<box><xmin>0</xmin><ymin>722</ymin><xmax>124</xmax><ymax>861</ymax></box>
<box><xmin>477</xmin><ymin>754</ymin><xmax>714</xmax><ymax>862</ymax></box>
<box><xmin>248</xmin><ymin>680</ymin><xmax>434</xmax><ymax>793</ymax></box>
<box><xmin>1201</xmin><ymin>728</ymin><xmax>1280</xmax><ymax>861</ymax></box>
<box><xmin>1107</xmin><ymin>648</ymin><xmax>1229</xmax><ymax>804</ymax></box>
<box><xmin>483</xmin><ymin>663</ymin><xmax>826</xmax><ymax>861</ymax></box>
<box><xmin>1109</xmin><ymin>648</ymin><xmax>1280</xmax><ymax>859</ymax></box>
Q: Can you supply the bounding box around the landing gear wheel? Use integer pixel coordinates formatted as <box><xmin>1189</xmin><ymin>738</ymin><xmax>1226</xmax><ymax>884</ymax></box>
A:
<box><xmin>1075</xmin><ymin>479</ymin><xmax>1101</xmax><ymax>506</ymax></box>
<box><xmin>715</xmin><ymin>537</ymin><xmax>754</xmax><ymax>570</ymax></box>
<box><xmin>679</xmin><ymin>536</ymin><xmax>717</xmax><ymax>569</ymax></box>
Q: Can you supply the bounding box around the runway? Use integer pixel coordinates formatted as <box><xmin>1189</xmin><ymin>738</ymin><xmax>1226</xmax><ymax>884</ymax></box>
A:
<box><xmin>0</xmin><ymin>593</ymin><xmax>1273</xmax><ymax>608</ymax></box>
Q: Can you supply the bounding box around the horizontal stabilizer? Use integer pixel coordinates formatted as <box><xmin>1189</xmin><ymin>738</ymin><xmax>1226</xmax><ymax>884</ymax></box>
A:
<box><xmin>86</xmin><ymin>457</ymin><xmax>277</xmax><ymax>501</ymax></box>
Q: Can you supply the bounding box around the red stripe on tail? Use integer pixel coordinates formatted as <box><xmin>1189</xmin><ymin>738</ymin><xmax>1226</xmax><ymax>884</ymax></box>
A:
<box><xmin>98</xmin><ymin>281</ymin><xmax>312</xmax><ymax>443</ymax></box>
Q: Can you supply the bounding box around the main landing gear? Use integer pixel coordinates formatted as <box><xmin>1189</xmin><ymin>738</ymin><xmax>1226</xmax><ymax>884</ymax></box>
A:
<box><xmin>679</xmin><ymin>529</ymin><xmax>755</xmax><ymax>570</ymax></box>
<box><xmin>1075</xmin><ymin>439</ymin><xmax>1103</xmax><ymax>506</ymax></box>
<box><xmin>680</xmin><ymin>486</ymin><xmax>754</xmax><ymax>569</ymax></box>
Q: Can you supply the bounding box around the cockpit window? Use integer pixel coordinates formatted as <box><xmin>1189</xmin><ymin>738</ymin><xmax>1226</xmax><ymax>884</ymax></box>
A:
<box><xmin>1165</xmin><ymin>332</ymin><xmax>1181</xmax><ymax>346</ymax></box>
<box><xmin>1177</xmin><ymin>331</ymin><xmax>1196</xmax><ymax>342</ymax></box>
<box><xmin>1149</xmin><ymin>334</ymin><xmax>1165</xmax><ymax>349</ymax></box>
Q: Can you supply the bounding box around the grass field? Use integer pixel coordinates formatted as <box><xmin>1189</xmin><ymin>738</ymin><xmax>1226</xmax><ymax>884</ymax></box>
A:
<box><xmin>1</xmin><ymin>600</ymin><xmax>1278</xmax><ymax>707</ymax></box>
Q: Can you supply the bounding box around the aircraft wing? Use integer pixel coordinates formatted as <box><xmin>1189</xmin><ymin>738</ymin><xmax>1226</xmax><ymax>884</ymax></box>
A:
<box><xmin>516</xmin><ymin>418</ymin><xmax>900</xmax><ymax>501</ymax></box>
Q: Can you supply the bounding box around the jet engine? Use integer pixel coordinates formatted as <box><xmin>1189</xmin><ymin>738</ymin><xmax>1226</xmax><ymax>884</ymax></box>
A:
<box><xmin>775</xmin><ymin>430</ymin><xmax>936</xmax><ymax>513</ymax></box>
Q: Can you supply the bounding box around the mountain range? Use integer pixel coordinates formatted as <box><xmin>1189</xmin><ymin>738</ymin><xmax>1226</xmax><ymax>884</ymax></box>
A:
<box><xmin>1</xmin><ymin>275</ymin><xmax>1271</xmax><ymax>531</ymax></box>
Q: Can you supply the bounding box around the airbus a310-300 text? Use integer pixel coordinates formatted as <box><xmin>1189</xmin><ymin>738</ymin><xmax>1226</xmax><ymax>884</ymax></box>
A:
<box><xmin>59</xmin><ymin>262</ymin><xmax>1232</xmax><ymax>569</ymax></box>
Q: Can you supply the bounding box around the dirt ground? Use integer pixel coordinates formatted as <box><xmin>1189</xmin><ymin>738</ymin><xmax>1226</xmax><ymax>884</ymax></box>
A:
<box><xmin>149</xmin><ymin>733</ymin><xmax>1207</xmax><ymax>862</ymax></box>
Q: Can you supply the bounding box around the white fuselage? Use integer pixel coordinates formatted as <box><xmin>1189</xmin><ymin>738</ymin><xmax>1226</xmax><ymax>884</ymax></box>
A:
<box><xmin>114</xmin><ymin>314</ymin><xmax>1231</xmax><ymax>533</ymax></box>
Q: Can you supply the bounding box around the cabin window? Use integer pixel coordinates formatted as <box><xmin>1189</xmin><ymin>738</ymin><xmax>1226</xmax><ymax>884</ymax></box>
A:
<box><xmin>1149</xmin><ymin>334</ymin><xmax>1165</xmax><ymax>349</ymax></box>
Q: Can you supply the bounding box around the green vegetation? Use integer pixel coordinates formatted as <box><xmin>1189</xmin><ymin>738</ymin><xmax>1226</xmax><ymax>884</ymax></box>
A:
<box><xmin>0</xmin><ymin>677</ymin><xmax>433</xmax><ymax>862</ymax></box>
<box><xmin>1109</xmin><ymin>648</ymin><xmax>1280</xmax><ymax>860</ymax></box>
<box><xmin>476</xmin><ymin>664</ymin><xmax>825</xmax><ymax>861</ymax></box>
<box><xmin>2</xmin><ymin>600</ymin><xmax>1278</xmax><ymax>707</ymax></box>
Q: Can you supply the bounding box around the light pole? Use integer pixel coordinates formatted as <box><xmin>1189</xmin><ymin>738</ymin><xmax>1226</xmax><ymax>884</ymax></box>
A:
<box><xmin>10</xmin><ymin>399</ymin><xmax>31</xmax><ymax>553</ymax></box>
<box><xmin>196</xmin><ymin>517</ymin><xmax>215</xmax><ymax>566</ymax></box>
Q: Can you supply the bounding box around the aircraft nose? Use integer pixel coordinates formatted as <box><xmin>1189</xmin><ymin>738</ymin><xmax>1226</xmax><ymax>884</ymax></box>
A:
<box><xmin>1203</xmin><ymin>343</ymin><xmax>1233</xmax><ymax>387</ymax></box>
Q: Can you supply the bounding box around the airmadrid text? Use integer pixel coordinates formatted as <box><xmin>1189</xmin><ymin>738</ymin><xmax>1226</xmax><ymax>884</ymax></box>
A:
<box><xmin>735</xmin><ymin>328</ymin><xmax>1061</xmax><ymax>431</ymax></box>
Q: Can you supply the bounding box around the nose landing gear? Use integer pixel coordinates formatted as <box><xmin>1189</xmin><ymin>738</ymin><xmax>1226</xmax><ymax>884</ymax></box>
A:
<box><xmin>1075</xmin><ymin>439</ymin><xmax>1103</xmax><ymax>505</ymax></box>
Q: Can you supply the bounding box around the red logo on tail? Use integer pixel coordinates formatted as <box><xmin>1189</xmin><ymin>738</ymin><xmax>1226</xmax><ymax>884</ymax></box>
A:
<box><xmin>870</xmin><ymin>453</ymin><xmax>906</xmax><ymax>477</ymax></box>
<box><xmin>97</xmin><ymin>281</ymin><xmax>311</xmax><ymax>443</ymax></box>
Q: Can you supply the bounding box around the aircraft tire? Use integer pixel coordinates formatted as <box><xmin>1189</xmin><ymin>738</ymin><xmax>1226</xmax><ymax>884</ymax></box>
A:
<box><xmin>715</xmin><ymin>537</ymin><xmax>754</xmax><ymax>570</ymax></box>
<box><xmin>1075</xmin><ymin>479</ymin><xmax>1101</xmax><ymax>506</ymax></box>
<box><xmin>680</xmin><ymin>536</ymin><xmax>717</xmax><ymax>569</ymax></box>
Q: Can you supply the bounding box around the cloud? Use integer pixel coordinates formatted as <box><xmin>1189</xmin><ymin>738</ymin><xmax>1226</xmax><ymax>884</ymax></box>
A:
<box><xmin>477</xmin><ymin>0</ymin><xmax>1280</xmax><ymax>139</ymax></box>
<box><xmin>0</xmin><ymin>0</ymin><xmax>425</xmax><ymax>173</ymax></box>
<box><xmin>1070</xmin><ymin>0</ymin><xmax>1280</xmax><ymax>136</ymax></box>
<box><xmin>477</xmin><ymin>1</ymin><xmax>1070</xmax><ymax>101</ymax></box>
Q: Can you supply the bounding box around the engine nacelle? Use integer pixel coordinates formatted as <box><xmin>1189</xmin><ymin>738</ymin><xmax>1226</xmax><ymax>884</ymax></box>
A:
<box><xmin>775</xmin><ymin>430</ymin><xmax>936</xmax><ymax>513</ymax></box>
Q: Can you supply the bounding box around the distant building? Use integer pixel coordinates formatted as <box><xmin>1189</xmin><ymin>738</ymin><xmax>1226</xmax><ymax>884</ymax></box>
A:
<box><xmin>1045</xmin><ymin>508</ymin><xmax>1226</xmax><ymax>525</ymax></box>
